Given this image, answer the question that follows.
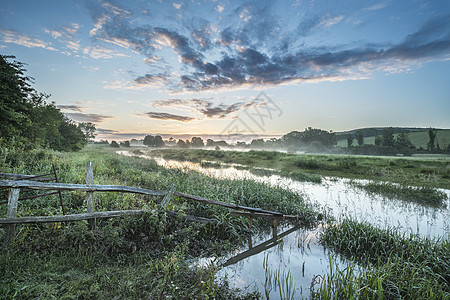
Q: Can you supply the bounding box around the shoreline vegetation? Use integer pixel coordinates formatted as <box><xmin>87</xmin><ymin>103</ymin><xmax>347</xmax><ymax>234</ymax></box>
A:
<box><xmin>146</xmin><ymin>148</ymin><xmax>450</xmax><ymax>190</ymax></box>
<box><xmin>1</xmin><ymin>145</ymin><xmax>449</xmax><ymax>298</ymax></box>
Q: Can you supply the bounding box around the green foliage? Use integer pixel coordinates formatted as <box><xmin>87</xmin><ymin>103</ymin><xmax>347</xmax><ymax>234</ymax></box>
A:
<box><xmin>352</xmin><ymin>181</ymin><xmax>448</xmax><ymax>207</ymax></box>
<box><xmin>191</xmin><ymin>136</ymin><xmax>204</xmax><ymax>148</ymax></box>
<box><xmin>381</xmin><ymin>127</ymin><xmax>395</xmax><ymax>147</ymax></box>
<box><xmin>0</xmin><ymin>55</ymin><xmax>87</xmax><ymax>151</ymax></box>
<box><xmin>78</xmin><ymin>122</ymin><xmax>97</xmax><ymax>141</ymax></box>
<box><xmin>319</xmin><ymin>219</ymin><xmax>450</xmax><ymax>299</ymax></box>
<box><xmin>346</xmin><ymin>134</ymin><xmax>353</xmax><ymax>148</ymax></box>
<box><xmin>282</xmin><ymin>127</ymin><xmax>337</xmax><ymax>149</ymax></box>
<box><xmin>356</xmin><ymin>130</ymin><xmax>364</xmax><ymax>146</ymax></box>
<box><xmin>427</xmin><ymin>128</ymin><xmax>437</xmax><ymax>151</ymax></box>
<box><xmin>177</xmin><ymin>139</ymin><xmax>188</xmax><ymax>148</ymax></box>
<box><xmin>143</xmin><ymin>135</ymin><xmax>165</xmax><ymax>147</ymax></box>
<box><xmin>110</xmin><ymin>141</ymin><xmax>120</xmax><ymax>148</ymax></box>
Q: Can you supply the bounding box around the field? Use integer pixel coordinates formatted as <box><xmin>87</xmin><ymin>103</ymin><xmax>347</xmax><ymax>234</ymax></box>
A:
<box><xmin>1</xmin><ymin>145</ymin><xmax>449</xmax><ymax>299</ymax></box>
<box><xmin>336</xmin><ymin>128</ymin><xmax>450</xmax><ymax>149</ymax></box>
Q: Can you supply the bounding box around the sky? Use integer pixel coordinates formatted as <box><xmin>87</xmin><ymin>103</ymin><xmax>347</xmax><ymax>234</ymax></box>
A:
<box><xmin>1</xmin><ymin>0</ymin><xmax>449</xmax><ymax>142</ymax></box>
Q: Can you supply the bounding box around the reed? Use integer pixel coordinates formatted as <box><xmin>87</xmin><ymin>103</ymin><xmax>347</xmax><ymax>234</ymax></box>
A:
<box><xmin>317</xmin><ymin>219</ymin><xmax>450</xmax><ymax>299</ymax></box>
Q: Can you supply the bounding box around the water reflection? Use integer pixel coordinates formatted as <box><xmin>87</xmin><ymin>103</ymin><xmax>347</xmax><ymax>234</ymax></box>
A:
<box><xmin>118</xmin><ymin>151</ymin><xmax>449</xmax><ymax>298</ymax></box>
<box><xmin>196</xmin><ymin>224</ymin><xmax>344</xmax><ymax>299</ymax></box>
<box><xmin>124</xmin><ymin>152</ymin><xmax>449</xmax><ymax>239</ymax></box>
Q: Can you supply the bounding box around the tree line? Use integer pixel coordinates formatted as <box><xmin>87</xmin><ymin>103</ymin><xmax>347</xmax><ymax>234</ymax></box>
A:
<box><xmin>1</xmin><ymin>55</ymin><xmax>94</xmax><ymax>151</ymax></box>
<box><xmin>109</xmin><ymin>126</ymin><xmax>449</xmax><ymax>157</ymax></box>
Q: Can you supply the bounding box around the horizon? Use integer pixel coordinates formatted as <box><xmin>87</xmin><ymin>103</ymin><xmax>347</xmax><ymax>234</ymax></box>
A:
<box><xmin>96</xmin><ymin>126</ymin><xmax>450</xmax><ymax>144</ymax></box>
<box><xmin>1</xmin><ymin>0</ymin><xmax>449</xmax><ymax>141</ymax></box>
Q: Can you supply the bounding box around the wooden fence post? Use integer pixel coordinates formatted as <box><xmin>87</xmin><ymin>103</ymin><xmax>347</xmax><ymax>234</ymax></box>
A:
<box><xmin>160</xmin><ymin>184</ymin><xmax>177</xmax><ymax>210</ymax></box>
<box><xmin>3</xmin><ymin>188</ymin><xmax>20</xmax><ymax>247</ymax></box>
<box><xmin>86</xmin><ymin>161</ymin><xmax>95</xmax><ymax>229</ymax></box>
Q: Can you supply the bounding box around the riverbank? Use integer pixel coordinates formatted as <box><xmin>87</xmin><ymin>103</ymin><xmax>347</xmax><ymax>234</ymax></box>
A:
<box><xmin>147</xmin><ymin>148</ymin><xmax>450</xmax><ymax>189</ymax></box>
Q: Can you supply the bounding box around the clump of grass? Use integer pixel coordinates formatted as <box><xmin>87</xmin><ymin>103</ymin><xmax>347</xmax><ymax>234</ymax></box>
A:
<box><xmin>263</xmin><ymin>254</ymin><xmax>296</xmax><ymax>300</ymax></box>
<box><xmin>280</xmin><ymin>170</ymin><xmax>322</xmax><ymax>184</ymax></box>
<box><xmin>351</xmin><ymin>181</ymin><xmax>448</xmax><ymax>207</ymax></box>
<box><xmin>318</xmin><ymin>219</ymin><xmax>450</xmax><ymax>299</ymax></box>
<box><xmin>200</xmin><ymin>161</ymin><xmax>223</xmax><ymax>168</ymax></box>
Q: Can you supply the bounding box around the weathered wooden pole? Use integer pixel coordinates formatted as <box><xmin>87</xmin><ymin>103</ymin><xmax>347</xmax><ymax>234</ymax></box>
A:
<box><xmin>272</xmin><ymin>217</ymin><xmax>278</xmax><ymax>239</ymax></box>
<box><xmin>3</xmin><ymin>188</ymin><xmax>20</xmax><ymax>247</ymax></box>
<box><xmin>160</xmin><ymin>184</ymin><xmax>176</xmax><ymax>209</ymax></box>
<box><xmin>86</xmin><ymin>161</ymin><xmax>95</xmax><ymax>229</ymax></box>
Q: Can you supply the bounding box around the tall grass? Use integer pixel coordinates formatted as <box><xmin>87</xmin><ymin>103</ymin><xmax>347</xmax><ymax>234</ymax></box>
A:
<box><xmin>317</xmin><ymin>219</ymin><xmax>450</xmax><ymax>299</ymax></box>
<box><xmin>351</xmin><ymin>181</ymin><xmax>448</xmax><ymax>207</ymax></box>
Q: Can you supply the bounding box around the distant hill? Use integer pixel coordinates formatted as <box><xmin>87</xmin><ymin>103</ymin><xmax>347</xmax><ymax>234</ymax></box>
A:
<box><xmin>336</xmin><ymin>127</ymin><xmax>450</xmax><ymax>149</ymax></box>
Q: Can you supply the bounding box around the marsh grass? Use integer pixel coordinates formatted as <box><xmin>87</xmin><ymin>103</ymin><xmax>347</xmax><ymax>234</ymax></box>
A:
<box><xmin>0</xmin><ymin>145</ymin><xmax>319</xmax><ymax>298</ymax></box>
<box><xmin>351</xmin><ymin>181</ymin><xmax>448</xmax><ymax>207</ymax></box>
<box><xmin>263</xmin><ymin>254</ymin><xmax>296</xmax><ymax>300</ymax></box>
<box><xmin>318</xmin><ymin>219</ymin><xmax>450</xmax><ymax>299</ymax></box>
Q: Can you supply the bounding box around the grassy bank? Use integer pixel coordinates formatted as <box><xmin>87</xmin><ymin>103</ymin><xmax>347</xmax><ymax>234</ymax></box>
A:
<box><xmin>317</xmin><ymin>219</ymin><xmax>450</xmax><ymax>299</ymax></box>
<box><xmin>0</xmin><ymin>146</ymin><xmax>321</xmax><ymax>298</ymax></box>
<box><xmin>147</xmin><ymin>148</ymin><xmax>450</xmax><ymax>189</ymax></box>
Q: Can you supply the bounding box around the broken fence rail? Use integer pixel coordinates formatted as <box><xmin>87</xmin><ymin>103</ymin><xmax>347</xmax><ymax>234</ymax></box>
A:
<box><xmin>0</xmin><ymin>164</ymin><xmax>297</xmax><ymax>246</ymax></box>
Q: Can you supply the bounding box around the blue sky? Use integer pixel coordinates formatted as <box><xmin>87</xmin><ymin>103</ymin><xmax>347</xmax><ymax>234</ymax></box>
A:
<box><xmin>1</xmin><ymin>0</ymin><xmax>449</xmax><ymax>142</ymax></box>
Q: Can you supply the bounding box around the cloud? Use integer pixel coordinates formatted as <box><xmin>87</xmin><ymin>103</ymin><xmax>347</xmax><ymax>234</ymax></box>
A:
<box><xmin>84</xmin><ymin>1</ymin><xmax>450</xmax><ymax>91</ymax></box>
<box><xmin>64</xmin><ymin>112</ymin><xmax>113</xmax><ymax>123</ymax></box>
<box><xmin>57</xmin><ymin>104</ymin><xmax>84</xmax><ymax>112</ymax></box>
<box><xmin>215</xmin><ymin>5</ymin><xmax>225</xmax><ymax>13</ymax></box>
<box><xmin>144</xmin><ymin>112</ymin><xmax>194</xmax><ymax>122</ymax></box>
<box><xmin>83</xmin><ymin>45</ymin><xmax>129</xmax><ymax>59</ymax></box>
<box><xmin>44</xmin><ymin>23</ymin><xmax>81</xmax><ymax>52</ymax></box>
<box><xmin>0</xmin><ymin>28</ymin><xmax>57</xmax><ymax>51</ymax></box>
<box><xmin>151</xmin><ymin>97</ymin><xmax>262</xmax><ymax>119</ymax></box>
<box><xmin>96</xmin><ymin>128</ymin><xmax>119</xmax><ymax>134</ymax></box>
<box><xmin>363</xmin><ymin>3</ymin><xmax>388</xmax><ymax>11</ymax></box>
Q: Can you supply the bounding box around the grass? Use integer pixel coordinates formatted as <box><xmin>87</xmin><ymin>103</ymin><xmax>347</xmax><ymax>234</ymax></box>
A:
<box><xmin>147</xmin><ymin>148</ymin><xmax>450</xmax><ymax>189</ymax></box>
<box><xmin>351</xmin><ymin>181</ymin><xmax>448</xmax><ymax>207</ymax></box>
<box><xmin>317</xmin><ymin>219</ymin><xmax>450</xmax><ymax>299</ymax></box>
<box><xmin>336</xmin><ymin>128</ymin><xmax>450</xmax><ymax>149</ymax></box>
<box><xmin>0</xmin><ymin>145</ymin><xmax>321</xmax><ymax>298</ymax></box>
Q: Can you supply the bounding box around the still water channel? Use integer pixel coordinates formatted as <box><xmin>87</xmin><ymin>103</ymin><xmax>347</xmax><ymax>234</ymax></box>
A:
<box><xmin>119</xmin><ymin>151</ymin><xmax>450</xmax><ymax>299</ymax></box>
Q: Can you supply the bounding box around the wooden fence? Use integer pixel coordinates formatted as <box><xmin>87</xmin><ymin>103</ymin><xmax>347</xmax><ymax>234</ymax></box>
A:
<box><xmin>0</xmin><ymin>162</ymin><xmax>297</xmax><ymax>247</ymax></box>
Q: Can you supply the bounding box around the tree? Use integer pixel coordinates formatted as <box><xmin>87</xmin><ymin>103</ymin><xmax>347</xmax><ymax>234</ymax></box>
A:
<box><xmin>143</xmin><ymin>135</ymin><xmax>165</xmax><ymax>147</ymax></box>
<box><xmin>347</xmin><ymin>134</ymin><xmax>353</xmax><ymax>148</ymax></box>
<box><xmin>78</xmin><ymin>122</ymin><xmax>96</xmax><ymax>142</ymax></box>
<box><xmin>177</xmin><ymin>139</ymin><xmax>187</xmax><ymax>148</ymax></box>
<box><xmin>250</xmin><ymin>139</ymin><xmax>265</xmax><ymax>148</ymax></box>
<box><xmin>0</xmin><ymin>55</ymin><xmax>87</xmax><ymax>151</ymax></box>
<box><xmin>191</xmin><ymin>137</ymin><xmax>204</xmax><ymax>148</ymax></box>
<box><xmin>381</xmin><ymin>127</ymin><xmax>395</xmax><ymax>147</ymax></box>
<box><xmin>356</xmin><ymin>130</ymin><xmax>364</xmax><ymax>146</ymax></box>
<box><xmin>427</xmin><ymin>128</ymin><xmax>436</xmax><ymax>151</ymax></box>
<box><xmin>282</xmin><ymin>128</ymin><xmax>336</xmax><ymax>148</ymax></box>
<box><xmin>56</xmin><ymin>117</ymin><xmax>87</xmax><ymax>151</ymax></box>
<box><xmin>110</xmin><ymin>141</ymin><xmax>120</xmax><ymax>148</ymax></box>
<box><xmin>395</xmin><ymin>131</ymin><xmax>413</xmax><ymax>149</ymax></box>
<box><xmin>374</xmin><ymin>135</ymin><xmax>382</xmax><ymax>146</ymax></box>
<box><xmin>120</xmin><ymin>141</ymin><xmax>130</xmax><ymax>147</ymax></box>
